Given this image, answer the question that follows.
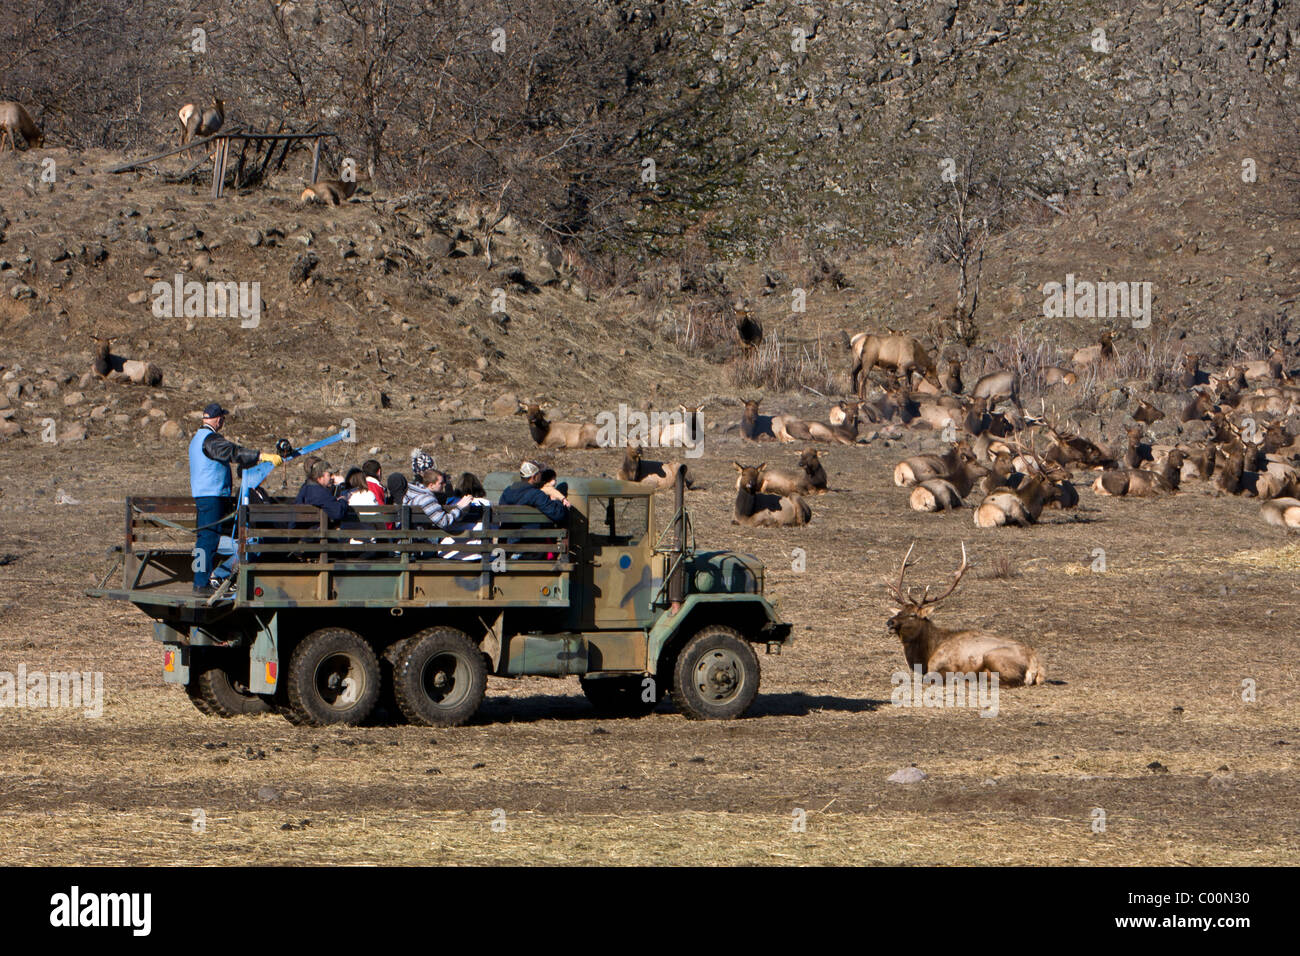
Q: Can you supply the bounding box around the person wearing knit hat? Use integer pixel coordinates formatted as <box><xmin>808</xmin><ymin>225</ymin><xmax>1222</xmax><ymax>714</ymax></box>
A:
<box><xmin>411</xmin><ymin>449</ymin><xmax>436</xmax><ymax>481</ymax></box>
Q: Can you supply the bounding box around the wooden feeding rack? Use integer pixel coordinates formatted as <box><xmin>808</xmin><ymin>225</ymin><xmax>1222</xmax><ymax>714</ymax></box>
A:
<box><xmin>108</xmin><ymin>127</ymin><xmax>340</xmax><ymax>198</ymax></box>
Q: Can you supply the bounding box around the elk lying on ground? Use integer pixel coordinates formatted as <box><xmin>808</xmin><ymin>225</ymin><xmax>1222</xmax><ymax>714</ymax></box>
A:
<box><xmin>1071</xmin><ymin>331</ymin><xmax>1114</xmax><ymax>368</ymax></box>
<box><xmin>909</xmin><ymin>479</ymin><xmax>965</xmax><ymax>512</ymax></box>
<box><xmin>1261</xmin><ymin>497</ymin><xmax>1300</xmax><ymax>529</ymax></box>
<box><xmin>894</xmin><ymin>441</ymin><xmax>974</xmax><ymax>487</ymax></box>
<box><xmin>1043</xmin><ymin>423</ymin><xmax>1115</xmax><ymax>470</ymax></box>
<box><xmin>1180</xmin><ymin>389</ymin><xmax>1217</xmax><ymax>422</ymax></box>
<box><xmin>1093</xmin><ymin>450</ymin><xmax>1184</xmax><ymax>497</ymax></box>
<box><xmin>1132</xmin><ymin>399</ymin><xmax>1165</xmax><ymax>424</ymax></box>
<box><xmin>0</xmin><ymin>101</ymin><xmax>43</xmax><ymax>151</ymax></box>
<box><xmin>850</xmin><ymin>332</ymin><xmax>939</xmax><ymax>396</ymax></box>
<box><xmin>973</xmin><ymin>473</ymin><xmax>1060</xmax><ymax>528</ymax></box>
<box><xmin>773</xmin><ymin>403</ymin><xmax>862</xmax><ymax>444</ymax></box>
<box><xmin>759</xmin><ymin>449</ymin><xmax>829</xmax><ymax>496</ymax></box>
<box><xmin>658</xmin><ymin>404</ymin><xmax>704</xmax><ymax>448</ymax></box>
<box><xmin>1042</xmin><ymin>366</ymin><xmax>1077</xmax><ymax>387</ymax></box>
<box><xmin>885</xmin><ymin>543</ymin><xmax>1045</xmax><ymax>685</ymax></box>
<box><xmin>520</xmin><ymin>402</ymin><xmax>599</xmax><ymax>449</ymax></box>
<box><xmin>740</xmin><ymin>399</ymin><xmax>778</xmax><ymax>441</ymax></box>
<box><xmin>1179</xmin><ymin>354</ymin><xmax>1206</xmax><ymax>389</ymax></box>
<box><xmin>91</xmin><ymin>336</ymin><xmax>163</xmax><ymax>386</ymax></box>
<box><xmin>301</xmin><ymin>176</ymin><xmax>359</xmax><ymax>205</ymax></box>
<box><xmin>732</xmin><ymin>463</ymin><xmax>811</xmax><ymax>527</ymax></box>
<box><xmin>943</xmin><ymin>360</ymin><xmax>963</xmax><ymax>395</ymax></box>
<box><xmin>1242</xmin><ymin>347</ymin><xmax>1288</xmax><ymax>383</ymax></box>
<box><xmin>617</xmin><ymin>445</ymin><xmax>690</xmax><ymax>491</ymax></box>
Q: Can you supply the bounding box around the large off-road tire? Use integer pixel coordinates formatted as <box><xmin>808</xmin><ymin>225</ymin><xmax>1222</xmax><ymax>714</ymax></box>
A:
<box><xmin>186</xmin><ymin>658</ymin><xmax>273</xmax><ymax>718</ymax></box>
<box><xmin>284</xmin><ymin>628</ymin><xmax>381</xmax><ymax>726</ymax></box>
<box><xmin>392</xmin><ymin>627</ymin><xmax>487</xmax><ymax>727</ymax></box>
<box><xmin>671</xmin><ymin>625</ymin><xmax>760</xmax><ymax>720</ymax></box>
<box><xmin>580</xmin><ymin>675</ymin><xmax>661</xmax><ymax>717</ymax></box>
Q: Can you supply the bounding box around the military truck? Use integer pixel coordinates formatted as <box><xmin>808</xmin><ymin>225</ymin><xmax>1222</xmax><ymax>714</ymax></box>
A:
<box><xmin>88</xmin><ymin>469</ymin><xmax>791</xmax><ymax>725</ymax></box>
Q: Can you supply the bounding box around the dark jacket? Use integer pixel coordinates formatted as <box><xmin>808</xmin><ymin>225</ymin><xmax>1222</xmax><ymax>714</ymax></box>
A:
<box><xmin>204</xmin><ymin>431</ymin><xmax>260</xmax><ymax>468</ymax></box>
<box><xmin>295</xmin><ymin>481</ymin><xmax>350</xmax><ymax>525</ymax></box>
<box><xmin>499</xmin><ymin>480</ymin><xmax>568</xmax><ymax>523</ymax></box>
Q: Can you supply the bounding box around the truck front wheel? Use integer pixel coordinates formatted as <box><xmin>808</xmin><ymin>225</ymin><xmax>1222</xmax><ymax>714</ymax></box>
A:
<box><xmin>672</xmin><ymin>626</ymin><xmax>760</xmax><ymax>720</ymax></box>
<box><xmin>285</xmin><ymin>628</ymin><xmax>381</xmax><ymax>726</ymax></box>
<box><xmin>392</xmin><ymin>627</ymin><xmax>486</xmax><ymax>726</ymax></box>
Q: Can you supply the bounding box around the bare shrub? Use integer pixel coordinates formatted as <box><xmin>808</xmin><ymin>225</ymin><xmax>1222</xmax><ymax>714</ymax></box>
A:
<box><xmin>728</xmin><ymin>333</ymin><xmax>837</xmax><ymax>395</ymax></box>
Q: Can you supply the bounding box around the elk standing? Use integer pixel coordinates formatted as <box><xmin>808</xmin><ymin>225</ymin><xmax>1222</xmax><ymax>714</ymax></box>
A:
<box><xmin>0</xmin><ymin>101</ymin><xmax>43</xmax><ymax>151</ymax></box>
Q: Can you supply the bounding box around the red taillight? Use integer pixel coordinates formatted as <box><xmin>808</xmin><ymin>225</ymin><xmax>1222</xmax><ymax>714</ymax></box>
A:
<box><xmin>265</xmin><ymin>662</ymin><xmax>277</xmax><ymax>684</ymax></box>
<box><xmin>254</xmin><ymin>586</ymin><xmax>264</xmax><ymax>597</ymax></box>
<box><xmin>163</xmin><ymin>649</ymin><xmax>175</xmax><ymax>672</ymax></box>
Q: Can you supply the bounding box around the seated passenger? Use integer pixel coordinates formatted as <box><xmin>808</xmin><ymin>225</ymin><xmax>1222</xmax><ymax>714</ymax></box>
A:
<box><xmin>405</xmin><ymin>452</ymin><xmax>474</xmax><ymax>556</ymax></box>
<box><xmin>295</xmin><ymin>459</ymin><xmax>350</xmax><ymax>525</ymax></box>
<box><xmin>439</xmin><ymin>472</ymin><xmax>493</xmax><ymax>561</ymax></box>
<box><xmin>498</xmin><ymin>460</ymin><xmax>569</xmax><ymax>560</ymax></box>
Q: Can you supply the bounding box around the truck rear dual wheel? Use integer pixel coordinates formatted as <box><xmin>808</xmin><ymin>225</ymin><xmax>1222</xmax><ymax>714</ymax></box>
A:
<box><xmin>392</xmin><ymin>627</ymin><xmax>487</xmax><ymax>727</ymax></box>
<box><xmin>671</xmin><ymin>626</ymin><xmax>760</xmax><ymax>720</ymax></box>
<box><xmin>187</xmin><ymin>658</ymin><xmax>273</xmax><ymax>718</ymax></box>
<box><xmin>285</xmin><ymin>628</ymin><xmax>381</xmax><ymax>726</ymax></box>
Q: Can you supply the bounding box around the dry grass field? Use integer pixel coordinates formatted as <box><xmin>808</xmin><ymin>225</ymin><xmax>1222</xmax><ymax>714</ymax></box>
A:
<box><xmin>2</xmin><ymin>413</ymin><xmax>1296</xmax><ymax>866</ymax></box>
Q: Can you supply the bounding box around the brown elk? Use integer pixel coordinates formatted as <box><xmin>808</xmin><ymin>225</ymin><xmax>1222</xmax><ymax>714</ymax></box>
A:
<box><xmin>943</xmin><ymin>359</ymin><xmax>963</xmax><ymax>395</ymax></box>
<box><xmin>0</xmin><ymin>101</ymin><xmax>43</xmax><ymax>151</ymax></box>
<box><xmin>91</xmin><ymin>336</ymin><xmax>163</xmax><ymax>386</ymax></box>
<box><xmin>885</xmin><ymin>543</ymin><xmax>1046</xmax><ymax>685</ymax></box>
<box><xmin>1180</xmin><ymin>390</ymin><xmax>1217</xmax><ymax>423</ymax></box>
<box><xmin>894</xmin><ymin>441</ymin><xmax>974</xmax><ymax>487</ymax></box>
<box><xmin>1132</xmin><ymin>399</ymin><xmax>1165</xmax><ymax>424</ymax></box>
<box><xmin>520</xmin><ymin>402</ymin><xmax>599</xmax><ymax>449</ymax></box>
<box><xmin>1261</xmin><ymin>497</ymin><xmax>1300</xmax><ymax>529</ymax></box>
<box><xmin>734</xmin><ymin>300</ymin><xmax>762</xmax><ymax>349</ymax></box>
<box><xmin>178</xmin><ymin>95</ymin><xmax>224</xmax><ymax>152</ymax></box>
<box><xmin>740</xmin><ymin>399</ymin><xmax>778</xmax><ymax>442</ymax></box>
<box><xmin>759</xmin><ymin>449</ymin><xmax>829</xmax><ymax>496</ymax></box>
<box><xmin>732</xmin><ymin>463</ymin><xmax>811</xmax><ymax>527</ymax></box>
<box><xmin>1042</xmin><ymin>366</ymin><xmax>1077</xmax><ymax>387</ymax></box>
<box><xmin>617</xmin><ymin>444</ymin><xmax>690</xmax><ymax>491</ymax></box>
<box><xmin>1042</xmin><ymin>423</ymin><xmax>1116</xmax><ymax>469</ymax></box>
<box><xmin>973</xmin><ymin>473</ymin><xmax>1060</xmax><ymax>528</ymax></box>
<box><xmin>909</xmin><ymin>479</ymin><xmax>965</xmax><ymax>512</ymax></box>
<box><xmin>971</xmin><ymin>369</ymin><xmax>1018</xmax><ymax>406</ymax></box>
<box><xmin>1242</xmin><ymin>347</ymin><xmax>1288</xmax><ymax>383</ymax></box>
<box><xmin>1071</xmin><ymin>331</ymin><xmax>1115</xmax><ymax>368</ymax></box>
<box><xmin>850</xmin><ymin>333</ymin><xmax>940</xmax><ymax>396</ymax></box>
<box><xmin>1093</xmin><ymin>450</ymin><xmax>1184</xmax><ymax>497</ymax></box>
<box><xmin>301</xmin><ymin>176</ymin><xmax>359</xmax><ymax>205</ymax></box>
<box><xmin>658</xmin><ymin>404</ymin><xmax>704</xmax><ymax>448</ymax></box>
<box><xmin>773</xmin><ymin>403</ymin><xmax>861</xmax><ymax>445</ymax></box>
<box><xmin>1178</xmin><ymin>353</ymin><xmax>1206</xmax><ymax>389</ymax></box>
<box><xmin>1121</xmin><ymin>425</ymin><xmax>1153</xmax><ymax>469</ymax></box>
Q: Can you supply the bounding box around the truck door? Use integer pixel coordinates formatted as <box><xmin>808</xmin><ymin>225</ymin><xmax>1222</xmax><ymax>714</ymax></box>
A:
<box><xmin>584</xmin><ymin>495</ymin><xmax>655</xmax><ymax>628</ymax></box>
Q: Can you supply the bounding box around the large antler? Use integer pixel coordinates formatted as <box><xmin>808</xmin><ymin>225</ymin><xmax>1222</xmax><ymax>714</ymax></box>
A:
<box><xmin>886</xmin><ymin>541</ymin><xmax>920</xmax><ymax>605</ymax></box>
<box><xmin>918</xmin><ymin>542</ymin><xmax>969</xmax><ymax>608</ymax></box>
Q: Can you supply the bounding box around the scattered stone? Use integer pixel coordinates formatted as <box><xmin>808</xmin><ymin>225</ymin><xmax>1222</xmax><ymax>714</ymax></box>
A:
<box><xmin>887</xmin><ymin>766</ymin><xmax>927</xmax><ymax>784</ymax></box>
<box><xmin>63</xmin><ymin>391</ymin><xmax>84</xmax><ymax>406</ymax></box>
<box><xmin>126</xmin><ymin>290</ymin><xmax>148</xmax><ymax>305</ymax></box>
<box><xmin>61</xmin><ymin>423</ymin><xmax>87</xmax><ymax>442</ymax></box>
<box><xmin>1147</xmin><ymin>761</ymin><xmax>1169</xmax><ymax>773</ymax></box>
<box><xmin>160</xmin><ymin>420</ymin><xmax>183</xmax><ymax>440</ymax></box>
<box><xmin>10</xmin><ymin>284</ymin><xmax>35</xmax><ymax>300</ymax></box>
<box><xmin>256</xmin><ymin>785</ymin><xmax>281</xmax><ymax>802</ymax></box>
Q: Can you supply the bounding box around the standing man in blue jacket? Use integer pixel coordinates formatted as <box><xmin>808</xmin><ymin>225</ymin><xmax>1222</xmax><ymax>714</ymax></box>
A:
<box><xmin>189</xmin><ymin>402</ymin><xmax>280</xmax><ymax>595</ymax></box>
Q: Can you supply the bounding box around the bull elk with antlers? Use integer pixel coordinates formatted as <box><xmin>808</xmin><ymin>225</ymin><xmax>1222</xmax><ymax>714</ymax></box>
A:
<box><xmin>885</xmin><ymin>543</ymin><xmax>1046</xmax><ymax>686</ymax></box>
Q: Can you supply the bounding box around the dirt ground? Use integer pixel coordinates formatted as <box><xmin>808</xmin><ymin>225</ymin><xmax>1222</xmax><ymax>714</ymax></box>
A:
<box><xmin>1</xmin><ymin>408</ymin><xmax>1296</xmax><ymax>866</ymax></box>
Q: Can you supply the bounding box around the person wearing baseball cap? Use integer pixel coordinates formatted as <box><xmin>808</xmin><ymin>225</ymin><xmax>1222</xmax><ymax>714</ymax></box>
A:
<box><xmin>189</xmin><ymin>401</ymin><xmax>281</xmax><ymax>595</ymax></box>
<box><xmin>498</xmin><ymin>459</ymin><xmax>569</xmax><ymax>523</ymax></box>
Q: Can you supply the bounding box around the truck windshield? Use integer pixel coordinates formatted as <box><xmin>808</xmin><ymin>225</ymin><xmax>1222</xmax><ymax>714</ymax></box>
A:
<box><xmin>589</xmin><ymin>496</ymin><xmax>648</xmax><ymax>546</ymax></box>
